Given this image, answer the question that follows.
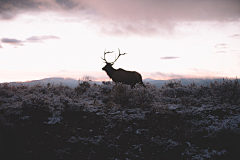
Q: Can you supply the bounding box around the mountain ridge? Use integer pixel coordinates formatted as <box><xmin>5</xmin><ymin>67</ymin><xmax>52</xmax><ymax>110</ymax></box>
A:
<box><xmin>2</xmin><ymin>77</ymin><xmax>239</xmax><ymax>88</ymax></box>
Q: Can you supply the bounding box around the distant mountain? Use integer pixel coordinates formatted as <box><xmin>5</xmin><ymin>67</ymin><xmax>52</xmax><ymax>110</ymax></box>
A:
<box><xmin>143</xmin><ymin>78</ymin><xmax>155</xmax><ymax>82</ymax></box>
<box><xmin>3</xmin><ymin>77</ymin><xmax>239</xmax><ymax>88</ymax></box>
<box><xmin>149</xmin><ymin>78</ymin><xmax>239</xmax><ymax>88</ymax></box>
<box><xmin>8</xmin><ymin>77</ymin><xmax>101</xmax><ymax>88</ymax></box>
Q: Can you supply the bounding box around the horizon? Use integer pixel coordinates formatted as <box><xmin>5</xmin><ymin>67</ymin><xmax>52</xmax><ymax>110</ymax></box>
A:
<box><xmin>0</xmin><ymin>0</ymin><xmax>240</xmax><ymax>83</ymax></box>
<box><xmin>1</xmin><ymin>75</ymin><xmax>238</xmax><ymax>84</ymax></box>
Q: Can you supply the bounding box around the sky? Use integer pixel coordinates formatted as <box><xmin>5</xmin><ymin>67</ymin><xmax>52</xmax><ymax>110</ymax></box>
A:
<box><xmin>0</xmin><ymin>0</ymin><xmax>240</xmax><ymax>83</ymax></box>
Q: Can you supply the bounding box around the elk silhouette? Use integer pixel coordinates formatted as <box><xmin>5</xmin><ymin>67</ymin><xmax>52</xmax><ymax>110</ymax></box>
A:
<box><xmin>102</xmin><ymin>49</ymin><xmax>144</xmax><ymax>88</ymax></box>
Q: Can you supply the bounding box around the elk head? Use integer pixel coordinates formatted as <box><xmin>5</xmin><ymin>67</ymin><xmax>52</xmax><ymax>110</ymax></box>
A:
<box><xmin>101</xmin><ymin>48</ymin><xmax>126</xmax><ymax>72</ymax></box>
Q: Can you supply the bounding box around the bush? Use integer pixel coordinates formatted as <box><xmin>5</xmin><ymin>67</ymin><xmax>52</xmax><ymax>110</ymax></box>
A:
<box><xmin>101</xmin><ymin>83</ymin><xmax>113</xmax><ymax>95</ymax></box>
<box><xmin>74</xmin><ymin>77</ymin><xmax>91</xmax><ymax>95</ymax></box>
<box><xmin>111</xmin><ymin>82</ymin><xmax>159</xmax><ymax>108</ymax></box>
<box><xmin>112</xmin><ymin>83</ymin><xmax>131</xmax><ymax>107</ymax></box>
<box><xmin>162</xmin><ymin>79</ymin><xmax>182</xmax><ymax>89</ymax></box>
<box><xmin>131</xmin><ymin>83</ymin><xmax>159</xmax><ymax>107</ymax></box>
<box><xmin>209</xmin><ymin>78</ymin><xmax>240</xmax><ymax>104</ymax></box>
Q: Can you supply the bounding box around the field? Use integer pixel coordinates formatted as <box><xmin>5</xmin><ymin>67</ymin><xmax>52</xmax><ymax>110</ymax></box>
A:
<box><xmin>0</xmin><ymin>79</ymin><xmax>240</xmax><ymax>160</ymax></box>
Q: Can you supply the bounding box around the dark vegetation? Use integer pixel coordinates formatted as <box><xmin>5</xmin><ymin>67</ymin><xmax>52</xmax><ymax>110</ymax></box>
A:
<box><xmin>0</xmin><ymin>78</ymin><xmax>240</xmax><ymax>159</ymax></box>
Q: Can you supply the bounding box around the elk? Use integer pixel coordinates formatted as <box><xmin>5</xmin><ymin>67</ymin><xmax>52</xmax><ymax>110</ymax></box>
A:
<box><xmin>102</xmin><ymin>49</ymin><xmax>144</xmax><ymax>88</ymax></box>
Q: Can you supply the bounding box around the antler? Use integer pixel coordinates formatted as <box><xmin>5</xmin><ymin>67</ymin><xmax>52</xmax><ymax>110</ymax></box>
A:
<box><xmin>102</xmin><ymin>48</ymin><xmax>127</xmax><ymax>64</ymax></box>
<box><xmin>111</xmin><ymin>48</ymin><xmax>127</xmax><ymax>64</ymax></box>
<box><xmin>102</xmin><ymin>49</ymin><xmax>114</xmax><ymax>63</ymax></box>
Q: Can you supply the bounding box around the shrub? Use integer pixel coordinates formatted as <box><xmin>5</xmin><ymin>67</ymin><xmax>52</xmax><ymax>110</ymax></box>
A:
<box><xmin>74</xmin><ymin>77</ymin><xmax>91</xmax><ymax>95</ymax></box>
<box><xmin>102</xmin><ymin>81</ymin><xmax>111</xmax><ymax>85</ymax></box>
<box><xmin>101</xmin><ymin>83</ymin><xmax>113</xmax><ymax>95</ymax></box>
<box><xmin>162</xmin><ymin>80</ymin><xmax>182</xmax><ymax>89</ymax></box>
<box><xmin>131</xmin><ymin>83</ymin><xmax>159</xmax><ymax>107</ymax></box>
<box><xmin>111</xmin><ymin>82</ymin><xmax>159</xmax><ymax>108</ymax></box>
<box><xmin>209</xmin><ymin>78</ymin><xmax>240</xmax><ymax>104</ymax></box>
<box><xmin>112</xmin><ymin>83</ymin><xmax>131</xmax><ymax>107</ymax></box>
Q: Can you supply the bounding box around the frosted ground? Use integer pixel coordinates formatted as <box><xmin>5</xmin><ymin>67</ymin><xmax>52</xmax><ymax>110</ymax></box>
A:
<box><xmin>0</xmin><ymin>79</ymin><xmax>240</xmax><ymax>159</ymax></box>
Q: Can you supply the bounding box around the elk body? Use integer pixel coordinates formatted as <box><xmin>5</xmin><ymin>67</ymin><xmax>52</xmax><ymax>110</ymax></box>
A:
<box><xmin>102</xmin><ymin>49</ymin><xmax>144</xmax><ymax>88</ymax></box>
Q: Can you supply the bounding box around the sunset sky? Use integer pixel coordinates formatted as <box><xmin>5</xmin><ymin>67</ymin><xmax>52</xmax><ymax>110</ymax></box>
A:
<box><xmin>0</xmin><ymin>0</ymin><xmax>240</xmax><ymax>83</ymax></box>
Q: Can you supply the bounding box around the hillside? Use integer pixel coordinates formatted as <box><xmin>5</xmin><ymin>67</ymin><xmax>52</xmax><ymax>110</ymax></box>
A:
<box><xmin>0</xmin><ymin>79</ymin><xmax>240</xmax><ymax>159</ymax></box>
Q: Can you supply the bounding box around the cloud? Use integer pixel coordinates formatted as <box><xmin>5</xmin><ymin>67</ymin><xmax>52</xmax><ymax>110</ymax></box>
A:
<box><xmin>229</xmin><ymin>34</ymin><xmax>240</xmax><ymax>39</ymax></box>
<box><xmin>143</xmin><ymin>68</ymin><xmax>227</xmax><ymax>80</ymax></box>
<box><xmin>151</xmin><ymin>72</ymin><xmax>184</xmax><ymax>79</ymax></box>
<box><xmin>0</xmin><ymin>0</ymin><xmax>82</xmax><ymax>19</ymax></box>
<box><xmin>1</xmin><ymin>0</ymin><xmax>240</xmax><ymax>36</ymax></box>
<box><xmin>214</xmin><ymin>43</ymin><xmax>228</xmax><ymax>54</ymax></box>
<box><xmin>160</xmin><ymin>57</ymin><xmax>179</xmax><ymax>60</ymax></box>
<box><xmin>215</xmin><ymin>51</ymin><xmax>227</xmax><ymax>54</ymax></box>
<box><xmin>1</xmin><ymin>0</ymin><xmax>240</xmax><ymax>22</ymax></box>
<box><xmin>2</xmin><ymin>38</ymin><xmax>22</xmax><ymax>43</ymax></box>
<box><xmin>1</xmin><ymin>35</ymin><xmax>60</xmax><ymax>47</ymax></box>
<box><xmin>0</xmin><ymin>0</ymin><xmax>43</xmax><ymax>19</ymax></box>
<box><xmin>188</xmin><ymin>68</ymin><xmax>224</xmax><ymax>78</ymax></box>
<box><xmin>1</xmin><ymin>38</ymin><xmax>23</xmax><ymax>46</ymax></box>
<box><xmin>214</xmin><ymin>43</ymin><xmax>228</xmax><ymax>50</ymax></box>
<box><xmin>56</xmin><ymin>0</ymin><xmax>77</xmax><ymax>9</ymax></box>
<box><xmin>88</xmin><ymin>0</ymin><xmax>240</xmax><ymax>36</ymax></box>
<box><xmin>84</xmin><ymin>0</ymin><xmax>240</xmax><ymax>21</ymax></box>
<box><xmin>215</xmin><ymin>43</ymin><xmax>227</xmax><ymax>48</ymax></box>
<box><xmin>26</xmin><ymin>35</ymin><xmax>60</xmax><ymax>43</ymax></box>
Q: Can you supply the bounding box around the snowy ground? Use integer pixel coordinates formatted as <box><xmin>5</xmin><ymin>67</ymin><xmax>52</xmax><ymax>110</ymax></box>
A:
<box><xmin>0</xmin><ymin>79</ymin><xmax>240</xmax><ymax>160</ymax></box>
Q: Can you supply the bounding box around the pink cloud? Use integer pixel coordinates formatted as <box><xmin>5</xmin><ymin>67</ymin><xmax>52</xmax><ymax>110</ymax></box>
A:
<box><xmin>1</xmin><ymin>0</ymin><xmax>240</xmax><ymax>36</ymax></box>
<box><xmin>81</xmin><ymin>0</ymin><xmax>240</xmax><ymax>36</ymax></box>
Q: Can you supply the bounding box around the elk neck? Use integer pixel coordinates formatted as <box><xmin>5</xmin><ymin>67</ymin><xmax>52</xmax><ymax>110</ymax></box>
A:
<box><xmin>105</xmin><ymin>66</ymin><xmax>117</xmax><ymax>79</ymax></box>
